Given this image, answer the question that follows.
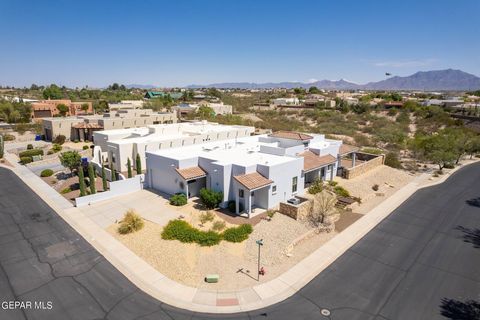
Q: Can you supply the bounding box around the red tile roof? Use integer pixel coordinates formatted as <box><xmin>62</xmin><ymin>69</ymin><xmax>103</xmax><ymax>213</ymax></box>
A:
<box><xmin>299</xmin><ymin>151</ymin><xmax>337</xmax><ymax>172</ymax></box>
<box><xmin>234</xmin><ymin>172</ymin><xmax>273</xmax><ymax>190</ymax></box>
<box><xmin>269</xmin><ymin>131</ymin><xmax>313</xmax><ymax>141</ymax></box>
<box><xmin>339</xmin><ymin>144</ymin><xmax>359</xmax><ymax>155</ymax></box>
<box><xmin>175</xmin><ymin>166</ymin><xmax>207</xmax><ymax>180</ymax></box>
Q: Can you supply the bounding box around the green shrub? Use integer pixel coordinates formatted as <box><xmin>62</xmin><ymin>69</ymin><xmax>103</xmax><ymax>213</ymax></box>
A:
<box><xmin>52</xmin><ymin>143</ymin><xmax>62</xmax><ymax>152</ymax></box>
<box><xmin>82</xmin><ymin>145</ymin><xmax>89</xmax><ymax>150</ymax></box>
<box><xmin>20</xmin><ymin>156</ymin><xmax>32</xmax><ymax>164</ymax></box>
<box><xmin>27</xmin><ymin>144</ymin><xmax>33</xmax><ymax>150</ymax></box>
<box><xmin>3</xmin><ymin>134</ymin><xmax>15</xmax><ymax>141</ymax></box>
<box><xmin>53</xmin><ymin>135</ymin><xmax>66</xmax><ymax>145</ymax></box>
<box><xmin>161</xmin><ymin>220</ymin><xmax>222</xmax><ymax>246</ymax></box>
<box><xmin>227</xmin><ymin>200</ymin><xmax>243</xmax><ymax>213</ymax></box>
<box><xmin>443</xmin><ymin>163</ymin><xmax>455</xmax><ymax>169</ymax></box>
<box><xmin>199</xmin><ymin>188</ymin><xmax>223</xmax><ymax>209</ymax></box>
<box><xmin>118</xmin><ymin>210</ymin><xmax>144</xmax><ymax>234</ymax></box>
<box><xmin>267</xmin><ymin>210</ymin><xmax>276</xmax><ymax>218</ymax></box>
<box><xmin>19</xmin><ymin>149</ymin><xmax>44</xmax><ymax>158</ymax></box>
<box><xmin>40</xmin><ymin>169</ymin><xmax>54</xmax><ymax>177</ymax></box>
<box><xmin>200</xmin><ymin>211</ymin><xmax>215</xmax><ymax>224</ymax></box>
<box><xmin>384</xmin><ymin>152</ymin><xmax>402</xmax><ymax>169</ymax></box>
<box><xmin>196</xmin><ymin>230</ymin><xmax>222</xmax><ymax>246</ymax></box>
<box><xmin>169</xmin><ymin>193</ymin><xmax>187</xmax><ymax>206</ymax></box>
<box><xmin>47</xmin><ymin>150</ymin><xmax>54</xmax><ymax>155</ymax></box>
<box><xmin>60</xmin><ymin>187</ymin><xmax>72</xmax><ymax>194</ymax></box>
<box><xmin>308</xmin><ymin>179</ymin><xmax>323</xmax><ymax>194</ymax></box>
<box><xmin>223</xmin><ymin>224</ymin><xmax>253</xmax><ymax>243</ymax></box>
<box><xmin>333</xmin><ymin>185</ymin><xmax>350</xmax><ymax>197</ymax></box>
<box><xmin>327</xmin><ymin>180</ymin><xmax>338</xmax><ymax>187</ymax></box>
<box><xmin>212</xmin><ymin>220</ymin><xmax>226</xmax><ymax>231</ymax></box>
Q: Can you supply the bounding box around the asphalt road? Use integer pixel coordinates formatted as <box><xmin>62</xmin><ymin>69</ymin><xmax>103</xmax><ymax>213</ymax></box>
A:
<box><xmin>0</xmin><ymin>163</ymin><xmax>479</xmax><ymax>320</ymax></box>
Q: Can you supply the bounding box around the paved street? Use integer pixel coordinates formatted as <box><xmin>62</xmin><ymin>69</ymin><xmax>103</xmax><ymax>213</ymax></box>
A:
<box><xmin>0</xmin><ymin>163</ymin><xmax>479</xmax><ymax>320</ymax></box>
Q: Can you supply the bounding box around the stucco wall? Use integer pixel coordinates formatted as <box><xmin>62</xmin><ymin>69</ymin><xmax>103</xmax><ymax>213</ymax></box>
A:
<box><xmin>279</xmin><ymin>196</ymin><xmax>312</xmax><ymax>221</ymax></box>
<box><xmin>345</xmin><ymin>154</ymin><xmax>384</xmax><ymax>179</ymax></box>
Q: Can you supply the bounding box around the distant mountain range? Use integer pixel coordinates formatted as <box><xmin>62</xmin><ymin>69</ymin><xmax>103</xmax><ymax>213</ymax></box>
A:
<box><xmin>186</xmin><ymin>69</ymin><xmax>480</xmax><ymax>91</ymax></box>
<box><xmin>125</xmin><ymin>84</ymin><xmax>156</xmax><ymax>89</ymax></box>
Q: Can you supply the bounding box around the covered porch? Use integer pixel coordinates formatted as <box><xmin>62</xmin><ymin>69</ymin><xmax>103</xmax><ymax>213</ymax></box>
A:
<box><xmin>72</xmin><ymin>122</ymin><xmax>103</xmax><ymax>142</ymax></box>
<box><xmin>299</xmin><ymin>151</ymin><xmax>337</xmax><ymax>186</ymax></box>
<box><xmin>175</xmin><ymin>166</ymin><xmax>207</xmax><ymax>198</ymax></box>
<box><xmin>337</xmin><ymin>144</ymin><xmax>360</xmax><ymax>177</ymax></box>
<box><xmin>233</xmin><ymin>171</ymin><xmax>273</xmax><ymax>218</ymax></box>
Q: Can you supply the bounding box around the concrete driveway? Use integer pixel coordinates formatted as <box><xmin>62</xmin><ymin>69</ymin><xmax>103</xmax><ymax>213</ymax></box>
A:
<box><xmin>76</xmin><ymin>189</ymin><xmax>182</xmax><ymax>228</ymax></box>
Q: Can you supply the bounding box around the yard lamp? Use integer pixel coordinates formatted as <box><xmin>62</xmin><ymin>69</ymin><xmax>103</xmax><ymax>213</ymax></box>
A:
<box><xmin>256</xmin><ymin>239</ymin><xmax>264</xmax><ymax>281</ymax></box>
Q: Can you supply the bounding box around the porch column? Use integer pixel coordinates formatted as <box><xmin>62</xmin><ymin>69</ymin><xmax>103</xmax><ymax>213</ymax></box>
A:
<box><xmin>330</xmin><ymin>165</ymin><xmax>334</xmax><ymax>180</ymax></box>
<box><xmin>235</xmin><ymin>188</ymin><xmax>240</xmax><ymax>215</ymax></box>
<box><xmin>185</xmin><ymin>181</ymin><xmax>189</xmax><ymax>199</ymax></box>
<box><xmin>247</xmin><ymin>191</ymin><xmax>252</xmax><ymax>218</ymax></box>
<box><xmin>352</xmin><ymin>153</ymin><xmax>356</xmax><ymax>167</ymax></box>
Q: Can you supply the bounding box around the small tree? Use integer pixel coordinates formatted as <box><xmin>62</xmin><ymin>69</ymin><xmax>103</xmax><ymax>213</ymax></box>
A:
<box><xmin>135</xmin><ymin>154</ymin><xmax>142</xmax><ymax>174</ymax></box>
<box><xmin>81</xmin><ymin>103</ymin><xmax>89</xmax><ymax>112</ymax></box>
<box><xmin>199</xmin><ymin>188</ymin><xmax>223</xmax><ymax>209</ymax></box>
<box><xmin>111</xmin><ymin>168</ymin><xmax>117</xmax><ymax>182</ymax></box>
<box><xmin>59</xmin><ymin>151</ymin><xmax>81</xmax><ymax>176</ymax></box>
<box><xmin>101</xmin><ymin>163</ymin><xmax>107</xmax><ymax>190</ymax></box>
<box><xmin>87</xmin><ymin>163</ymin><xmax>96</xmax><ymax>194</ymax></box>
<box><xmin>78</xmin><ymin>166</ymin><xmax>86</xmax><ymax>197</ymax></box>
<box><xmin>127</xmin><ymin>158</ymin><xmax>132</xmax><ymax>178</ymax></box>
<box><xmin>309</xmin><ymin>190</ymin><xmax>337</xmax><ymax>227</ymax></box>
<box><xmin>56</xmin><ymin>103</ymin><xmax>69</xmax><ymax>116</ymax></box>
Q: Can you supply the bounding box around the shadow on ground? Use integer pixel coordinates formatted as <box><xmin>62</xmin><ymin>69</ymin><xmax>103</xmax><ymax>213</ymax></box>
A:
<box><xmin>455</xmin><ymin>226</ymin><xmax>480</xmax><ymax>249</ymax></box>
<box><xmin>440</xmin><ymin>298</ymin><xmax>480</xmax><ymax>320</ymax></box>
<box><xmin>466</xmin><ymin>197</ymin><xmax>480</xmax><ymax>207</ymax></box>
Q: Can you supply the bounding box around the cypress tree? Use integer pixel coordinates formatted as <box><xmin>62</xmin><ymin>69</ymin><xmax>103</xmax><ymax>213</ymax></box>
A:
<box><xmin>88</xmin><ymin>163</ymin><xmax>96</xmax><ymax>194</ymax></box>
<box><xmin>101</xmin><ymin>163</ymin><xmax>107</xmax><ymax>190</ymax></box>
<box><xmin>78</xmin><ymin>166</ymin><xmax>86</xmax><ymax>197</ymax></box>
<box><xmin>127</xmin><ymin>158</ymin><xmax>132</xmax><ymax>178</ymax></box>
<box><xmin>136</xmin><ymin>154</ymin><xmax>142</xmax><ymax>174</ymax></box>
<box><xmin>111</xmin><ymin>168</ymin><xmax>117</xmax><ymax>181</ymax></box>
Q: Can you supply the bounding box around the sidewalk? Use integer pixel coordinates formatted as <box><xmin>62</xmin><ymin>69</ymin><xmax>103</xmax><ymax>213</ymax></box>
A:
<box><xmin>2</xmin><ymin>151</ymin><xmax>478</xmax><ymax>314</ymax></box>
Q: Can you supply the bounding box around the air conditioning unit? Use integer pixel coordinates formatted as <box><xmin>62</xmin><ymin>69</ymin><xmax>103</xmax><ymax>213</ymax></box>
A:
<box><xmin>287</xmin><ymin>198</ymin><xmax>300</xmax><ymax>205</ymax></box>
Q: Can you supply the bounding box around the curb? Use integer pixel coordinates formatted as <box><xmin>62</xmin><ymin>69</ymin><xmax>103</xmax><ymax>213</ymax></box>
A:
<box><xmin>2</xmin><ymin>153</ymin><xmax>478</xmax><ymax>314</ymax></box>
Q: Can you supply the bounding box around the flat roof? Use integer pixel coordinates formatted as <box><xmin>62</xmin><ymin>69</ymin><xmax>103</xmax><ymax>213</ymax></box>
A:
<box><xmin>149</xmin><ymin>135</ymin><xmax>296</xmax><ymax>167</ymax></box>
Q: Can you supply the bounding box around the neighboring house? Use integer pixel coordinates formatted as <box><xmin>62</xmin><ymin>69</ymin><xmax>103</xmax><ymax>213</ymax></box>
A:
<box><xmin>145</xmin><ymin>131</ymin><xmax>354</xmax><ymax>218</ymax></box>
<box><xmin>173</xmin><ymin>102</ymin><xmax>233</xmax><ymax>116</ymax></box>
<box><xmin>108</xmin><ymin>100</ymin><xmax>145</xmax><ymax>110</ymax></box>
<box><xmin>31</xmin><ymin>100</ymin><xmax>93</xmax><ymax>119</ymax></box>
<box><xmin>272</xmin><ymin>97</ymin><xmax>299</xmax><ymax>105</ymax></box>
<box><xmin>92</xmin><ymin>121</ymin><xmax>255</xmax><ymax>172</ymax></box>
<box><xmin>144</xmin><ymin>91</ymin><xmax>183</xmax><ymax>99</ymax></box>
<box><xmin>42</xmin><ymin>109</ymin><xmax>176</xmax><ymax>142</ymax></box>
<box><xmin>422</xmin><ymin>99</ymin><xmax>464</xmax><ymax>108</ymax></box>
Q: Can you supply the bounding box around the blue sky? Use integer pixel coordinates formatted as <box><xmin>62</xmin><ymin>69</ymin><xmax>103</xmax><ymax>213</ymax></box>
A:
<box><xmin>0</xmin><ymin>0</ymin><xmax>479</xmax><ymax>88</ymax></box>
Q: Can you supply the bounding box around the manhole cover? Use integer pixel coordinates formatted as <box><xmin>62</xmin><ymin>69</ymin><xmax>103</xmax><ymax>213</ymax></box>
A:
<box><xmin>320</xmin><ymin>309</ymin><xmax>331</xmax><ymax>316</ymax></box>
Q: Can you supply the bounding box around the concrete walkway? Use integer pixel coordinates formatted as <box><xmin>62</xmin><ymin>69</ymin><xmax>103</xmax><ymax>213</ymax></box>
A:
<box><xmin>2</xmin><ymin>149</ymin><xmax>478</xmax><ymax>314</ymax></box>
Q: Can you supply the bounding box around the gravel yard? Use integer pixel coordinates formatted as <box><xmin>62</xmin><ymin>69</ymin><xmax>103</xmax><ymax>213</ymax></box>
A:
<box><xmin>107</xmin><ymin>213</ymin><xmax>336</xmax><ymax>291</ymax></box>
<box><xmin>335</xmin><ymin>164</ymin><xmax>415</xmax><ymax>214</ymax></box>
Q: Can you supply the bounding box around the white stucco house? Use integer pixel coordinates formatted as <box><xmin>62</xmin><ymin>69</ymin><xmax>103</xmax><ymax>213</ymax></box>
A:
<box><xmin>92</xmin><ymin>121</ymin><xmax>255</xmax><ymax>172</ymax></box>
<box><xmin>145</xmin><ymin>131</ymin><xmax>356</xmax><ymax>218</ymax></box>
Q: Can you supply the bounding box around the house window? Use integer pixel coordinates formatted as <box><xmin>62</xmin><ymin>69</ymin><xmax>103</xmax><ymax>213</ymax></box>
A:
<box><xmin>239</xmin><ymin>189</ymin><xmax>244</xmax><ymax>198</ymax></box>
<box><xmin>272</xmin><ymin>185</ymin><xmax>277</xmax><ymax>194</ymax></box>
<box><xmin>292</xmin><ymin>176</ymin><xmax>298</xmax><ymax>193</ymax></box>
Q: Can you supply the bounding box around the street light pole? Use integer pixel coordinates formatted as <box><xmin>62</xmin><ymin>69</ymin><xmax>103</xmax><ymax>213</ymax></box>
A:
<box><xmin>256</xmin><ymin>239</ymin><xmax>263</xmax><ymax>281</ymax></box>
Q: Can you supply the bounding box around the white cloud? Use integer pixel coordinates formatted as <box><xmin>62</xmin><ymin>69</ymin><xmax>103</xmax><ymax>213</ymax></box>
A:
<box><xmin>306</xmin><ymin>78</ymin><xmax>318</xmax><ymax>83</ymax></box>
<box><xmin>373</xmin><ymin>58</ymin><xmax>438</xmax><ymax>68</ymax></box>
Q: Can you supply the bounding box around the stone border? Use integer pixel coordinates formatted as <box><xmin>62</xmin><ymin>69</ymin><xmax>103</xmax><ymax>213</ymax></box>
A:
<box><xmin>2</xmin><ymin>150</ymin><xmax>478</xmax><ymax>314</ymax></box>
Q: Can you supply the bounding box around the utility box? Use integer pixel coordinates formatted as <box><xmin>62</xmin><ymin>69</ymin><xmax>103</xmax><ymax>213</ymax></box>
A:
<box><xmin>205</xmin><ymin>274</ymin><xmax>219</xmax><ymax>283</ymax></box>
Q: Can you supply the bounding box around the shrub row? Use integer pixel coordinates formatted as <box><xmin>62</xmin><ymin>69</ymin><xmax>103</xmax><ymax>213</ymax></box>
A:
<box><xmin>161</xmin><ymin>220</ymin><xmax>253</xmax><ymax>247</ymax></box>
<box><xmin>19</xmin><ymin>148</ymin><xmax>44</xmax><ymax>158</ymax></box>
